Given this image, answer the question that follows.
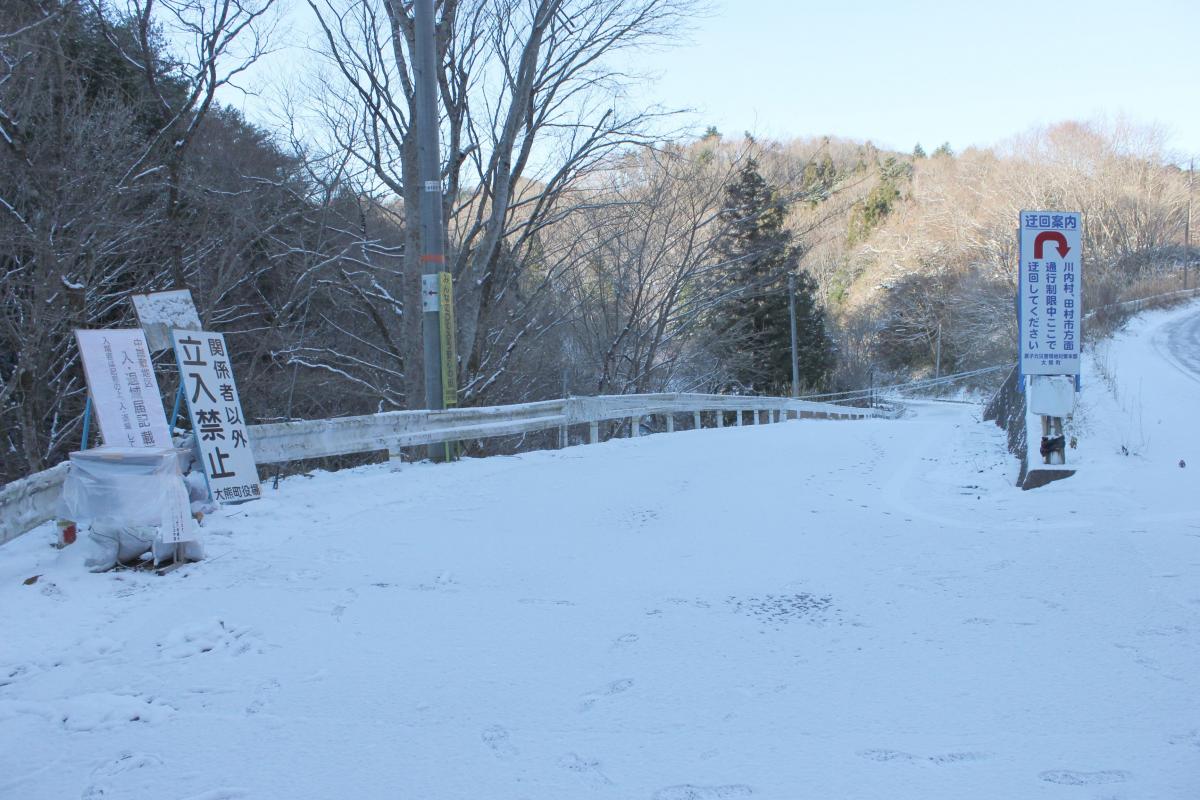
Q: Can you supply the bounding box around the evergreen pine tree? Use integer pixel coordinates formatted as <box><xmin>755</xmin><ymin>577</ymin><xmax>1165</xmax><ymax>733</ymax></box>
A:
<box><xmin>711</xmin><ymin>159</ymin><xmax>835</xmax><ymax>393</ymax></box>
<box><xmin>932</xmin><ymin>141</ymin><xmax>954</xmax><ymax>158</ymax></box>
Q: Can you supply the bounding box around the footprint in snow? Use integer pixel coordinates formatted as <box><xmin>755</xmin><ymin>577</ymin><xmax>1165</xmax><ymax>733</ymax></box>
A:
<box><xmin>858</xmin><ymin>749</ymin><xmax>917</xmax><ymax>763</ymax></box>
<box><xmin>0</xmin><ymin>662</ymin><xmax>40</xmax><ymax>688</ymax></box>
<box><xmin>481</xmin><ymin>725</ymin><xmax>518</xmax><ymax>760</ymax></box>
<box><xmin>75</xmin><ymin>636</ymin><xmax>124</xmax><ymax>663</ymax></box>
<box><xmin>245</xmin><ymin>679</ymin><xmax>281</xmax><ymax>715</ymax></box>
<box><xmin>652</xmin><ymin>784</ymin><xmax>753</xmax><ymax>800</ymax></box>
<box><xmin>578</xmin><ymin>678</ymin><xmax>634</xmax><ymax>712</ymax></box>
<box><xmin>927</xmin><ymin>751</ymin><xmax>990</xmax><ymax>764</ymax></box>
<box><xmin>176</xmin><ymin>790</ymin><xmax>250</xmax><ymax>800</ymax></box>
<box><xmin>58</xmin><ymin>693</ymin><xmax>175</xmax><ymax>731</ymax></box>
<box><xmin>558</xmin><ymin>752</ymin><xmax>613</xmax><ymax>786</ymax></box>
<box><xmin>81</xmin><ymin>752</ymin><xmax>165</xmax><ymax>800</ymax></box>
<box><xmin>858</xmin><ymin>749</ymin><xmax>990</xmax><ymax>765</ymax></box>
<box><xmin>157</xmin><ymin>619</ymin><xmax>260</xmax><ymax>660</ymax></box>
<box><xmin>1038</xmin><ymin>769</ymin><xmax>1131</xmax><ymax>786</ymax></box>
<box><xmin>1167</xmin><ymin>730</ymin><xmax>1200</xmax><ymax>749</ymax></box>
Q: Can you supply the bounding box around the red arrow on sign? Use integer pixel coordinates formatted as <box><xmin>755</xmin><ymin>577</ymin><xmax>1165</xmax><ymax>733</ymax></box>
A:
<box><xmin>1034</xmin><ymin>231</ymin><xmax>1070</xmax><ymax>259</ymax></box>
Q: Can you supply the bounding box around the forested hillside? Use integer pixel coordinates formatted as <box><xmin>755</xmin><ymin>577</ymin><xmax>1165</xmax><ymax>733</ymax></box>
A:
<box><xmin>2</xmin><ymin>0</ymin><xmax>1193</xmax><ymax>482</ymax></box>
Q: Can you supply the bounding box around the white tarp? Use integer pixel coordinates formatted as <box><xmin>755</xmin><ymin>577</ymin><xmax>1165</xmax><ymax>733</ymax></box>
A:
<box><xmin>170</xmin><ymin>329</ymin><xmax>261</xmax><ymax>504</ymax></box>
<box><xmin>59</xmin><ymin>446</ymin><xmax>199</xmax><ymax>569</ymax></box>
<box><xmin>1019</xmin><ymin>211</ymin><xmax>1083</xmax><ymax>376</ymax></box>
<box><xmin>75</xmin><ymin>329</ymin><xmax>172</xmax><ymax>448</ymax></box>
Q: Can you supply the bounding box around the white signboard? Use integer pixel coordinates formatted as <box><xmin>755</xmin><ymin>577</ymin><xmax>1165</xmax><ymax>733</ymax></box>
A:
<box><xmin>421</xmin><ymin>273</ymin><xmax>439</xmax><ymax>312</ymax></box>
<box><xmin>131</xmin><ymin>289</ymin><xmax>202</xmax><ymax>352</ymax></box>
<box><xmin>1019</xmin><ymin>211</ymin><xmax>1082</xmax><ymax>376</ymax></box>
<box><xmin>171</xmin><ymin>329</ymin><xmax>261</xmax><ymax>504</ymax></box>
<box><xmin>75</xmin><ymin>329</ymin><xmax>172</xmax><ymax>448</ymax></box>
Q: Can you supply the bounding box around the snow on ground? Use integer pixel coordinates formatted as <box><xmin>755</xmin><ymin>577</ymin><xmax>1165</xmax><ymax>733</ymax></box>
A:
<box><xmin>2</xmin><ymin>303</ymin><xmax>1199</xmax><ymax>800</ymax></box>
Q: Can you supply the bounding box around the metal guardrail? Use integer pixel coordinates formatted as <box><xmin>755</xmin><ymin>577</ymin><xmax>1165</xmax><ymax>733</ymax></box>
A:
<box><xmin>0</xmin><ymin>392</ymin><xmax>875</xmax><ymax>546</ymax></box>
<box><xmin>252</xmin><ymin>392</ymin><xmax>872</xmax><ymax>463</ymax></box>
<box><xmin>1083</xmin><ymin>286</ymin><xmax>1200</xmax><ymax>320</ymax></box>
<box><xmin>800</xmin><ymin>364</ymin><xmax>1010</xmax><ymax>406</ymax></box>
<box><xmin>0</xmin><ymin>463</ymin><xmax>70</xmax><ymax>547</ymax></box>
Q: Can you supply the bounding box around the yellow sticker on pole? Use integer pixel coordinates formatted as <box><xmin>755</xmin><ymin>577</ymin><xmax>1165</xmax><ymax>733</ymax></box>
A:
<box><xmin>438</xmin><ymin>271</ymin><xmax>457</xmax><ymax>407</ymax></box>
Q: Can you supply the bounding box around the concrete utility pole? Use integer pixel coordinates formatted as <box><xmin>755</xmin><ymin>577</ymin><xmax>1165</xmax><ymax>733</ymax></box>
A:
<box><xmin>414</xmin><ymin>0</ymin><xmax>446</xmax><ymax>459</ymax></box>
<box><xmin>788</xmin><ymin>273</ymin><xmax>799</xmax><ymax>397</ymax></box>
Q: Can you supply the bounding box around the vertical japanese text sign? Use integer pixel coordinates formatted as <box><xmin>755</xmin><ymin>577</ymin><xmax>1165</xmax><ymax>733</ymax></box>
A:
<box><xmin>171</xmin><ymin>330</ymin><xmax>261</xmax><ymax>504</ymax></box>
<box><xmin>1019</xmin><ymin>211</ymin><xmax>1082</xmax><ymax>376</ymax></box>
<box><xmin>438</xmin><ymin>271</ymin><xmax>458</xmax><ymax>407</ymax></box>
<box><xmin>75</xmin><ymin>329</ymin><xmax>172</xmax><ymax>448</ymax></box>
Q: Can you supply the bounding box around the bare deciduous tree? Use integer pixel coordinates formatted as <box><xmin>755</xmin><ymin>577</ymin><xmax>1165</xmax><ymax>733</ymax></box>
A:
<box><xmin>308</xmin><ymin>0</ymin><xmax>693</xmax><ymax>405</ymax></box>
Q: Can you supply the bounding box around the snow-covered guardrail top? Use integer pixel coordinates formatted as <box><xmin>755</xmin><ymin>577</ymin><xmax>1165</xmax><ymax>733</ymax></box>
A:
<box><xmin>0</xmin><ymin>392</ymin><xmax>875</xmax><ymax>546</ymax></box>
<box><xmin>249</xmin><ymin>393</ymin><xmax>873</xmax><ymax>463</ymax></box>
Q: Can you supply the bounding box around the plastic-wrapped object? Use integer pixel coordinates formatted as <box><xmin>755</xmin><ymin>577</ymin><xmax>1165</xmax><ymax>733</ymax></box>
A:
<box><xmin>87</xmin><ymin>522</ymin><xmax>157</xmax><ymax>572</ymax></box>
<box><xmin>59</xmin><ymin>447</ymin><xmax>199</xmax><ymax>570</ymax></box>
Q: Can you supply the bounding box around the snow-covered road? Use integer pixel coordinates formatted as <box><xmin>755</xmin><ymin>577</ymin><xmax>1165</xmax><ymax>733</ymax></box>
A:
<box><xmin>1158</xmin><ymin>297</ymin><xmax>1200</xmax><ymax>385</ymax></box>
<box><xmin>2</xmin><ymin>304</ymin><xmax>1198</xmax><ymax>800</ymax></box>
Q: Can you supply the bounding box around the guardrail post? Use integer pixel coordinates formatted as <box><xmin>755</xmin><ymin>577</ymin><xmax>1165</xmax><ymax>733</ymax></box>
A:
<box><xmin>736</xmin><ymin>410</ymin><xmax>743</xmax><ymax>426</ymax></box>
<box><xmin>558</xmin><ymin>424</ymin><xmax>567</xmax><ymax>448</ymax></box>
<box><xmin>666</xmin><ymin>414</ymin><xmax>674</xmax><ymax>433</ymax></box>
<box><xmin>630</xmin><ymin>416</ymin><xmax>639</xmax><ymax>437</ymax></box>
<box><xmin>589</xmin><ymin>421</ymin><xmax>599</xmax><ymax>444</ymax></box>
<box><xmin>693</xmin><ymin>411</ymin><xmax>701</xmax><ymax>429</ymax></box>
<box><xmin>716</xmin><ymin>411</ymin><xmax>724</xmax><ymax>428</ymax></box>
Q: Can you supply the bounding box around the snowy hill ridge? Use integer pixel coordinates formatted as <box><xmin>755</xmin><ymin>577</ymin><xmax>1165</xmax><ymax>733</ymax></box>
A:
<box><xmin>1</xmin><ymin>302</ymin><xmax>1198</xmax><ymax>800</ymax></box>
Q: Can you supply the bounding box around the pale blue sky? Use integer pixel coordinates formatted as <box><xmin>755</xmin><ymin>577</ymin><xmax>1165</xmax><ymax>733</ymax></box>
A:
<box><xmin>623</xmin><ymin>0</ymin><xmax>1200</xmax><ymax>157</ymax></box>
<box><xmin>233</xmin><ymin>0</ymin><xmax>1200</xmax><ymax>159</ymax></box>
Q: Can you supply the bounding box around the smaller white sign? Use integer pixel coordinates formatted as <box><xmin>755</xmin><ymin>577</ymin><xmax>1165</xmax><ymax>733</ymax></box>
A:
<box><xmin>131</xmin><ymin>289</ymin><xmax>202</xmax><ymax>352</ymax></box>
<box><xmin>421</xmin><ymin>273</ymin><xmax>440</xmax><ymax>312</ymax></box>
<box><xmin>160</xmin><ymin>476</ymin><xmax>196</xmax><ymax>544</ymax></box>
<box><xmin>171</xmin><ymin>330</ymin><xmax>261</xmax><ymax>504</ymax></box>
<box><xmin>75</xmin><ymin>329</ymin><xmax>172</xmax><ymax>448</ymax></box>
